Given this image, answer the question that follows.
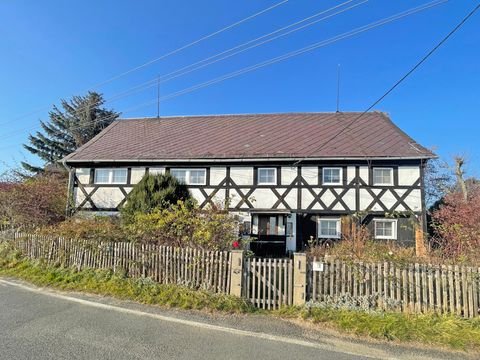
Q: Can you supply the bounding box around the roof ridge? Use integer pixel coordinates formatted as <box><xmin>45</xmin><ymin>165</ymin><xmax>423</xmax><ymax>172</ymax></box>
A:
<box><xmin>117</xmin><ymin>111</ymin><xmax>376</xmax><ymax>121</ymax></box>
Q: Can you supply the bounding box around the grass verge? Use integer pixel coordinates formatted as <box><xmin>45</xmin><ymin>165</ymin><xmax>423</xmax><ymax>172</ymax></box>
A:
<box><xmin>275</xmin><ymin>306</ymin><xmax>480</xmax><ymax>351</ymax></box>
<box><xmin>1</xmin><ymin>243</ymin><xmax>479</xmax><ymax>352</ymax></box>
<box><xmin>0</xmin><ymin>243</ymin><xmax>255</xmax><ymax>313</ymax></box>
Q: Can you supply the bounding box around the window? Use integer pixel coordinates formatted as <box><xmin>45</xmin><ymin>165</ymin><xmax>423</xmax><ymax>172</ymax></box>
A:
<box><xmin>374</xmin><ymin>219</ymin><xmax>397</xmax><ymax>240</ymax></box>
<box><xmin>94</xmin><ymin>169</ymin><xmax>127</xmax><ymax>184</ymax></box>
<box><xmin>373</xmin><ymin>168</ymin><xmax>393</xmax><ymax>186</ymax></box>
<box><xmin>322</xmin><ymin>167</ymin><xmax>342</xmax><ymax>185</ymax></box>
<box><xmin>318</xmin><ymin>218</ymin><xmax>341</xmax><ymax>239</ymax></box>
<box><xmin>258</xmin><ymin>168</ymin><xmax>277</xmax><ymax>185</ymax></box>
<box><xmin>170</xmin><ymin>168</ymin><xmax>206</xmax><ymax>185</ymax></box>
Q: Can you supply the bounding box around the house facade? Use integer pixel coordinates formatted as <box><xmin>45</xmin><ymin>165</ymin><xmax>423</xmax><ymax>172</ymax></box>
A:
<box><xmin>63</xmin><ymin>112</ymin><xmax>434</xmax><ymax>256</ymax></box>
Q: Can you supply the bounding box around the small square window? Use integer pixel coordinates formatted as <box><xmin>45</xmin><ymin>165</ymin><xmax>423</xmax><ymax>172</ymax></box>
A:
<box><xmin>318</xmin><ymin>218</ymin><xmax>341</xmax><ymax>239</ymax></box>
<box><xmin>258</xmin><ymin>168</ymin><xmax>277</xmax><ymax>185</ymax></box>
<box><xmin>189</xmin><ymin>169</ymin><xmax>206</xmax><ymax>185</ymax></box>
<box><xmin>373</xmin><ymin>168</ymin><xmax>393</xmax><ymax>186</ymax></box>
<box><xmin>322</xmin><ymin>167</ymin><xmax>342</xmax><ymax>185</ymax></box>
<box><xmin>112</xmin><ymin>169</ymin><xmax>127</xmax><ymax>184</ymax></box>
<box><xmin>95</xmin><ymin>169</ymin><xmax>110</xmax><ymax>184</ymax></box>
<box><xmin>374</xmin><ymin>219</ymin><xmax>397</xmax><ymax>240</ymax></box>
<box><xmin>94</xmin><ymin>169</ymin><xmax>127</xmax><ymax>184</ymax></box>
<box><xmin>171</xmin><ymin>169</ymin><xmax>187</xmax><ymax>183</ymax></box>
<box><xmin>170</xmin><ymin>169</ymin><xmax>206</xmax><ymax>185</ymax></box>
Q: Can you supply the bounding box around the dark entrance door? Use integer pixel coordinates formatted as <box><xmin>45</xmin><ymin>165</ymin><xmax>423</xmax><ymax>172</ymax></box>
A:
<box><xmin>250</xmin><ymin>214</ymin><xmax>287</xmax><ymax>257</ymax></box>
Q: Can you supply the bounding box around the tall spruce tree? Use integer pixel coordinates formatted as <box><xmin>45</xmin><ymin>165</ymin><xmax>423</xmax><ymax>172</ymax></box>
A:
<box><xmin>22</xmin><ymin>91</ymin><xmax>119</xmax><ymax>173</ymax></box>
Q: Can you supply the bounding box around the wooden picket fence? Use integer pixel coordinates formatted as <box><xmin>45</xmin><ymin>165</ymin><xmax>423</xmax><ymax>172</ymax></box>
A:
<box><xmin>243</xmin><ymin>257</ymin><xmax>294</xmax><ymax>310</ymax></box>
<box><xmin>308</xmin><ymin>257</ymin><xmax>480</xmax><ymax>318</ymax></box>
<box><xmin>8</xmin><ymin>233</ymin><xmax>231</xmax><ymax>293</ymax></box>
<box><xmin>2</xmin><ymin>232</ymin><xmax>480</xmax><ymax>317</ymax></box>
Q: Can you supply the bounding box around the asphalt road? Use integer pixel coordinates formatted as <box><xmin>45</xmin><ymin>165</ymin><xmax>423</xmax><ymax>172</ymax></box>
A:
<box><xmin>0</xmin><ymin>279</ymin><xmax>470</xmax><ymax>360</ymax></box>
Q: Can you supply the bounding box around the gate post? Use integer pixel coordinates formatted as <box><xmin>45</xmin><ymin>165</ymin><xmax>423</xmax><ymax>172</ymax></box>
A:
<box><xmin>293</xmin><ymin>252</ymin><xmax>307</xmax><ymax>306</ymax></box>
<box><xmin>229</xmin><ymin>250</ymin><xmax>244</xmax><ymax>297</ymax></box>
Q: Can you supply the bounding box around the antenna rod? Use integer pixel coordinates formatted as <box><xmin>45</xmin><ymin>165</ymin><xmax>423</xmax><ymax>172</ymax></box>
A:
<box><xmin>336</xmin><ymin>64</ymin><xmax>341</xmax><ymax>112</ymax></box>
<box><xmin>157</xmin><ymin>75</ymin><xmax>160</xmax><ymax>118</ymax></box>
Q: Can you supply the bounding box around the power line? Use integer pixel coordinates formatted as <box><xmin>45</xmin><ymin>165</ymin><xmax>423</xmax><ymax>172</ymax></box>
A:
<box><xmin>0</xmin><ymin>0</ymin><xmax>447</xmax><ymax>150</ymax></box>
<box><xmin>0</xmin><ymin>0</ymin><xmax>361</xmax><ymax>134</ymax></box>
<box><xmin>90</xmin><ymin>0</ymin><xmax>289</xmax><ymax>89</ymax></box>
<box><xmin>1</xmin><ymin>0</ymin><xmax>288</xmax><ymax>126</ymax></box>
<box><xmin>293</xmin><ymin>1</ymin><xmax>480</xmax><ymax>166</ymax></box>
<box><xmin>156</xmin><ymin>1</ymin><xmax>448</xmax><ymax>102</ymax></box>
<box><xmin>157</xmin><ymin>0</ymin><xmax>365</xmax><ymax>83</ymax></box>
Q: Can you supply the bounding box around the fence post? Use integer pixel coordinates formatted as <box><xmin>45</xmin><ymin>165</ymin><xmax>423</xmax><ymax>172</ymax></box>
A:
<box><xmin>229</xmin><ymin>250</ymin><xmax>244</xmax><ymax>297</ymax></box>
<box><xmin>293</xmin><ymin>253</ymin><xmax>307</xmax><ymax>306</ymax></box>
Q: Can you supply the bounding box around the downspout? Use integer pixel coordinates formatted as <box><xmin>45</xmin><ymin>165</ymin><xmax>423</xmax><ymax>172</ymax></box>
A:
<box><xmin>61</xmin><ymin>159</ymin><xmax>75</xmax><ymax>217</ymax></box>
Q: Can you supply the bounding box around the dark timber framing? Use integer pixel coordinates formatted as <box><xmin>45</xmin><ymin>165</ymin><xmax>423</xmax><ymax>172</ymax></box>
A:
<box><xmin>71</xmin><ymin>160</ymin><xmax>424</xmax><ymax>217</ymax></box>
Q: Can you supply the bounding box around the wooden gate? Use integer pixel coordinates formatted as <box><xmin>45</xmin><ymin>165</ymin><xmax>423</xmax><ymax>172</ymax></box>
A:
<box><xmin>243</xmin><ymin>257</ymin><xmax>293</xmax><ymax>309</ymax></box>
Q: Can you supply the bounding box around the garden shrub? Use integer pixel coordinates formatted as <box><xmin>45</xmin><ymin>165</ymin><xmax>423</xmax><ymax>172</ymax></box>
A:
<box><xmin>125</xmin><ymin>201</ymin><xmax>238</xmax><ymax>250</ymax></box>
<box><xmin>121</xmin><ymin>173</ymin><xmax>192</xmax><ymax>224</ymax></box>
<box><xmin>0</xmin><ymin>173</ymin><xmax>67</xmax><ymax>228</ymax></box>
<box><xmin>40</xmin><ymin>216</ymin><xmax>127</xmax><ymax>242</ymax></box>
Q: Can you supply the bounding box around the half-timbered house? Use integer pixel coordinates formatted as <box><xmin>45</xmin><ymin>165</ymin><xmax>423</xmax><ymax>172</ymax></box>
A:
<box><xmin>62</xmin><ymin>112</ymin><xmax>434</xmax><ymax>256</ymax></box>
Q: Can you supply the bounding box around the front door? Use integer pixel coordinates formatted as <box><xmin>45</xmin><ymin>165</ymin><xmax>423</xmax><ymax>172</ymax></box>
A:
<box><xmin>250</xmin><ymin>214</ymin><xmax>287</xmax><ymax>257</ymax></box>
<box><xmin>286</xmin><ymin>214</ymin><xmax>296</xmax><ymax>253</ymax></box>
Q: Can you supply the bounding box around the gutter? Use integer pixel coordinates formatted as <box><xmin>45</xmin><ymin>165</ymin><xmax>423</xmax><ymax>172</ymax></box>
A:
<box><xmin>64</xmin><ymin>155</ymin><xmax>436</xmax><ymax>164</ymax></box>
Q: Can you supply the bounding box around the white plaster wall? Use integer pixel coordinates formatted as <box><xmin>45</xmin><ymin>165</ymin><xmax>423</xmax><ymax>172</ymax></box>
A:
<box><xmin>301</xmin><ymin>189</ymin><xmax>321</xmax><ymax>210</ymax></box>
<box><xmin>90</xmin><ymin>187</ymin><xmax>132</xmax><ymax>209</ymax></box>
<box><xmin>272</xmin><ymin>188</ymin><xmax>297</xmax><ymax>210</ymax></box>
<box><xmin>398</xmin><ymin>166</ymin><xmax>420</xmax><ymax>186</ymax></box>
<box><xmin>342</xmin><ymin>189</ymin><xmax>356</xmax><ymax>211</ymax></box>
<box><xmin>230</xmin><ymin>167</ymin><xmax>253</xmax><ymax>185</ymax></box>
<box><xmin>359</xmin><ymin>189</ymin><xmax>373</xmax><ymax>210</ymax></box>
<box><xmin>302</xmin><ymin>167</ymin><xmax>318</xmax><ymax>185</ymax></box>
<box><xmin>210</xmin><ymin>167</ymin><xmax>227</xmax><ymax>185</ymax></box>
<box><xmin>201</xmin><ymin>188</ymin><xmax>227</xmax><ymax>208</ymax></box>
<box><xmin>404</xmin><ymin>189</ymin><xmax>422</xmax><ymax>212</ymax></box>
<box><xmin>283</xmin><ymin>189</ymin><xmax>297</xmax><ymax>210</ymax></box>
<box><xmin>130</xmin><ymin>167</ymin><xmax>146</xmax><ymax>184</ymax></box>
<box><xmin>250</xmin><ymin>188</ymin><xmax>277</xmax><ymax>208</ymax></box>
<box><xmin>229</xmin><ymin>188</ymin><xmax>252</xmax><ymax>208</ymax></box>
<box><xmin>378</xmin><ymin>191</ymin><xmax>397</xmax><ymax>210</ymax></box>
<box><xmin>347</xmin><ymin>166</ymin><xmax>356</xmax><ymax>184</ymax></box>
<box><xmin>281</xmin><ymin>166</ymin><xmax>297</xmax><ymax>185</ymax></box>
<box><xmin>320</xmin><ymin>189</ymin><xmax>336</xmax><ymax>208</ymax></box>
<box><xmin>359</xmin><ymin>166</ymin><xmax>369</xmax><ymax>185</ymax></box>
<box><xmin>75</xmin><ymin>168</ymin><xmax>90</xmax><ymax>184</ymax></box>
<box><xmin>74</xmin><ymin>187</ymin><xmax>90</xmax><ymax>208</ymax></box>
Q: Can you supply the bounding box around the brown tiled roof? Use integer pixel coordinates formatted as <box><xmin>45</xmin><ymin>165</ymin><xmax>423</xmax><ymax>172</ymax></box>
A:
<box><xmin>63</xmin><ymin>112</ymin><xmax>435</xmax><ymax>162</ymax></box>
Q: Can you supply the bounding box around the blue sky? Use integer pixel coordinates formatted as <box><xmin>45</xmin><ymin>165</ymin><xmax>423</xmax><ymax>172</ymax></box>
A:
<box><xmin>0</xmin><ymin>0</ymin><xmax>478</xmax><ymax>175</ymax></box>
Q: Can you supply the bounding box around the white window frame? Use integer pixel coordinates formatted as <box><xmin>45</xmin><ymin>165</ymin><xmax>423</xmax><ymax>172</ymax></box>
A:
<box><xmin>374</xmin><ymin>219</ymin><xmax>398</xmax><ymax>240</ymax></box>
<box><xmin>372</xmin><ymin>167</ymin><xmax>394</xmax><ymax>186</ymax></box>
<box><xmin>322</xmin><ymin>167</ymin><xmax>343</xmax><ymax>185</ymax></box>
<box><xmin>317</xmin><ymin>218</ymin><xmax>341</xmax><ymax>239</ymax></box>
<box><xmin>170</xmin><ymin>168</ymin><xmax>206</xmax><ymax>185</ymax></box>
<box><xmin>257</xmin><ymin>168</ymin><xmax>277</xmax><ymax>185</ymax></box>
<box><xmin>94</xmin><ymin>168</ymin><xmax>128</xmax><ymax>185</ymax></box>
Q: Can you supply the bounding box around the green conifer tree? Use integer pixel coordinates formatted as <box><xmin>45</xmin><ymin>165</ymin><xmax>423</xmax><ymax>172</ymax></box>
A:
<box><xmin>22</xmin><ymin>91</ymin><xmax>119</xmax><ymax>173</ymax></box>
